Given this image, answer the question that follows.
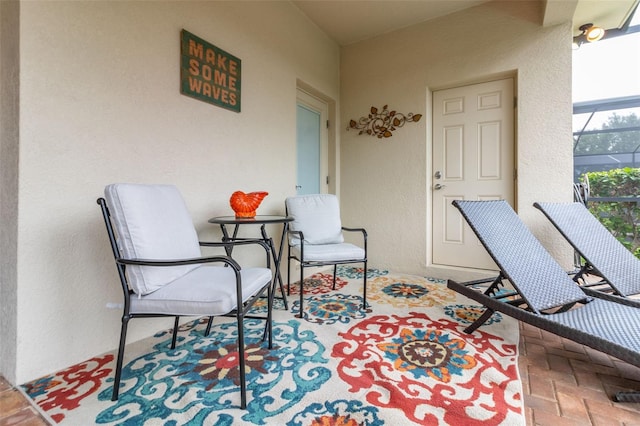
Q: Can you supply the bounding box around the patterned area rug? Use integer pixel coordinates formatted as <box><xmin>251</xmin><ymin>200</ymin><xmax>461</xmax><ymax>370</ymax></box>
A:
<box><xmin>22</xmin><ymin>269</ymin><xmax>523</xmax><ymax>425</ymax></box>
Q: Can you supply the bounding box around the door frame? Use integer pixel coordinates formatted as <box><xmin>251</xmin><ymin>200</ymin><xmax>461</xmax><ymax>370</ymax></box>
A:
<box><xmin>426</xmin><ymin>74</ymin><xmax>518</xmax><ymax>271</ymax></box>
<box><xmin>296</xmin><ymin>80</ymin><xmax>337</xmax><ymax>195</ymax></box>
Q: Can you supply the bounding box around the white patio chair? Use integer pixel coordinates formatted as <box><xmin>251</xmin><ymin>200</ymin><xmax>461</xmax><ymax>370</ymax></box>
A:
<box><xmin>97</xmin><ymin>183</ymin><xmax>273</xmax><ymax>409</ymax></box>
<box><xmin>285</xmin><ymin>194</ymin><xmax>367</xmax><ymax>315</ymax></box>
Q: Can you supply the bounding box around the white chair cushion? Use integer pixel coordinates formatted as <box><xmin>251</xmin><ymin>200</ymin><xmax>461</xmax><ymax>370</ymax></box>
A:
<box><xmin>105</xmin><ymin>183</ymin><xmax>201</xmax><ymax>295</ymax></box>
<box><xmin>291</xmin><ymin>243</ymin><xmax>365</xmax><ymax>262</ymax></box>
<box><xmin>286</xmin><ymin>194</ymin><xmax>344</xmax><ymax>245</ymax></box>
<box><xmin>130</xmin><ymin>265</ymin><xmax>272</xmax><ymax>316</ymax></box>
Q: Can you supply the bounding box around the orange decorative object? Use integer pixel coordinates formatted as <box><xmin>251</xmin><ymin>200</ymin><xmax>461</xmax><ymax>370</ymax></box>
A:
<box><xmin>230</xmin><ymin>191</ymin><xmax>268</xmax><ymax>218</ymax></box>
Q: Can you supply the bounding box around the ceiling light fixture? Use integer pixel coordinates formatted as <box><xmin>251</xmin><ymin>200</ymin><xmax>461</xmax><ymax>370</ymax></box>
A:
<box><xmin>573</xmin><ymin>23</ymin><xmax>606</xmax><ymax>49</ymax></box>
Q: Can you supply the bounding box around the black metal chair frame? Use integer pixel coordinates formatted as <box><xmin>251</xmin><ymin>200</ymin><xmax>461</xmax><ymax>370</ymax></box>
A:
<box><xmin>285</xmin><ymin>205</ymin><xmax>368</xmax><ymax>314</ymax></box>
<box><xmin>98</xmin><ymin>198</ymin><xmax>273</xmax><ymax>409</ymax></box>
<box><xmin>446</xmin><ymin>199</ymin><xmax>640</xmax><ymax>403</ymax></box>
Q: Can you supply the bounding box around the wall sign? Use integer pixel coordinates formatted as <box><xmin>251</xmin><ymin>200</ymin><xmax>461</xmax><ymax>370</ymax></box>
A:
<box><xmin>180</xmin><ymin>29</ymin><xmax>241</xmax><ymax>112</ymax></box>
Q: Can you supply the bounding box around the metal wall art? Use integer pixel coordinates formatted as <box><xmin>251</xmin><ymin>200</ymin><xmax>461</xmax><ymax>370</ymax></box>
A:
<box><xmin>348</xmin><ymin>105</ymin><xmax>422</xmax><ymax>138</ymax></box>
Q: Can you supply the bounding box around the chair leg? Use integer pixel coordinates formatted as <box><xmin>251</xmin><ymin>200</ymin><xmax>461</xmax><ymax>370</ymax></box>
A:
<box><xmin>287</xmin><ymin>253</ymin><xmax>291</xmax><ymax>296</ymax></box>
<box><xmin>205</xmin><ymin>316</ymin><xmax>214</xmax><ymax>336</ymax></box>
<box><xmin>111</xmin><ymin>317</ymin><xmax>129</xmax><ymax>401</ymax></box>
<box><xmin>298</xmin><ymin>264</ymin><xmax>305</xmax><ymax>318</ymax></box>
<box><xmin>267</xmin><ymin>284</ymin><xmax>273</xmax><ymax>349</ymax></box>
<box><xmin>171</xmin><ymin>316</ymin><xmax>180</xmax><ymax>349</ymax></box>
<box><xmin>236</xmin><ymin>313</ymin><xmax>247</xmax><ymax>409</ymax></box>
<box><xmin>261</xmin><ymin>283</ymin><xmax>272</xmax><ymax>343</ymax></box>
<box><xmin>362</xmin><ymin>261</ymin><xmax>368</xmax><ymax>309</ymax></box>
<box><xmin>332</xmin><ymin>264</ymin><xmax>337</xmax><ymax>290</ymax></box>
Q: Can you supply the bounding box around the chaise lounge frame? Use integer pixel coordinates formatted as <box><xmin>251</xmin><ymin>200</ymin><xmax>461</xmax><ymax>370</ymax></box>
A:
<box><xmin>534</xmin><ymin>201</ymin><xmax>640</xmax><ymax>307</ymax></box>
<box><xmin>446</xmin><ymin>200</ymin><xmax>640</xmax><ymax>403</ymax></box>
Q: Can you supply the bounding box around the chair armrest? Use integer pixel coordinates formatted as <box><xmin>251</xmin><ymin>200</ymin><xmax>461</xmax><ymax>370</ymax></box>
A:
<box><xmin>286</xmin><ymin>229</ymin><xmax>304</xmax><ymax>244</ymax></box>
<box><xmin>117</xmin><ymin>255</ymin><xmax>241</xmax><ymax>271</ymax></box>
<box><xmin>342</xmin><ymin>226</ymin><xmax>368</xmax><ymax>250</ymax></box>
<box><xmin>199</xmin><ymin>238</ymin><xmax>271</xmax><ymax>268</ymax></box>
<box><xmin>342</xmin><ymin>226</ymin><xmax>367</xmax><ymax>237</ymax></box>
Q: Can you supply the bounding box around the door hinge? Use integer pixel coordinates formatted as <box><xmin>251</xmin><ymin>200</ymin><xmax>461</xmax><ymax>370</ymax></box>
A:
<box><xmin>326</xmin><ymin>175</ymin><xmax>330</xmax><ymax>185</ymax></box>
<box><xmin>514</xmin><ymin>97</ymin><xmax>517</xmax><ymax>108</ymax></box>
<box><xmin>326</xmin><ymin>120</ymin><xmax>330</xmax><ymax>129</ymax></box>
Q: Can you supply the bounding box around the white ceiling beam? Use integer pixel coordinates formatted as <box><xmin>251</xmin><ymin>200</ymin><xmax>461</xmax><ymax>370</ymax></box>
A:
<box><xmin>543</xmin><ymin>0</ymin><xmax>579</xmax><ymax>28</ymax></box>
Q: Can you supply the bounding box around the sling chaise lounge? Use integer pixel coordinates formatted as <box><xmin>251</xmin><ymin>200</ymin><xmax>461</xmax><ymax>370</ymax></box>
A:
<box><xmin>534</xmin><ymin>202</ymin><xmax>640</xmax><ymax>306</ymax></box>
<box><xmin>446</xmin><ymin>200</ymin><xmax>640</xmax><ymax>402</ymax></box>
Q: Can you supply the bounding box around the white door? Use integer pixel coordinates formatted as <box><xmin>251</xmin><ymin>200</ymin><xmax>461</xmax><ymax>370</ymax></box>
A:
<box><xmin>432</xmin><ymin>78</ymin><xmax>515</xmax><ymax>270</ymax></box>
<box><xmin>296</xmin><ymin>89</ymin><xmax>328</xmax><ymax>195</ymax></box>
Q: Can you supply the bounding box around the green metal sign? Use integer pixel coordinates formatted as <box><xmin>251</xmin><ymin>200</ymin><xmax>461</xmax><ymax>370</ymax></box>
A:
<box><xmin>180</xmin><ymin>29</ymin><xmax>241</xmax><ymax>113</ymax></box>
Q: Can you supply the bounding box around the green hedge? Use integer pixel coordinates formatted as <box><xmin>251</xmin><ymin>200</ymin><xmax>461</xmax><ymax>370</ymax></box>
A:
<box><xmin>584</xmin><ymin>167</ymin><xmax>640</xmax><ymax>258</ymax></box>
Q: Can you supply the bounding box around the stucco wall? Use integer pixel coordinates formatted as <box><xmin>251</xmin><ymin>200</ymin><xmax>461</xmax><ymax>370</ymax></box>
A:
<box><xmin>11</xmin><ymin>1</ymin><xmax>339</xmax><ymax>383</ymax></box>
<box><xmin>4</xmin><ymin>0</ymin><xmax>576</xmax><ymax>385</ymax></box>
<box><xmin>0</xmin><ymin>0</ymin><xmax>20</xmax><ymax>384</ymax></box>
<box><xmin>340</xmin><ymin>1</ymin><xmax>574</xmax><ymax>277</ymax></box>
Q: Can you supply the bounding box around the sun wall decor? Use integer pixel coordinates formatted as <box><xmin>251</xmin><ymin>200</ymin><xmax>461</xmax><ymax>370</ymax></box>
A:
<box><xmin>348</xmin><ymin>105</ymin><xmax>422</xmax><ymax>138</ymax></box>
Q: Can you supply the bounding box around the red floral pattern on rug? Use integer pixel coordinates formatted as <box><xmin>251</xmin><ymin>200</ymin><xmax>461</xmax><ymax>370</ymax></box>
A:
<box><xmin>332</xmin><ymin>312</ymin><xmax>521</xmax><ymax>425</ymax></box>
<box><xmin>22</xmin><ymin>355</ymin><xmax>113</xmax><ymax>423</ymax></box>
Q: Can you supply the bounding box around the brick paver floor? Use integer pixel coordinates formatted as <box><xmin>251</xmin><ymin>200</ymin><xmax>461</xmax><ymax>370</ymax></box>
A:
<box><xmin>519</xmin><ymin>322</ymin><xmax>640</xmax><ymax>425</ymax></box>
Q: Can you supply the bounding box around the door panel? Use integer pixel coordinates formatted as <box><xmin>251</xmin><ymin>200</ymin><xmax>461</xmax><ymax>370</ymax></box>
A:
<box><xmin>296</xmin><ymin>104</ymin><xmax>321</xmax><ymax>194</ymax></box>
<box><xmin>296</xmin><ymin>89</ymin><xmax>328</xmax><ymax>195</ymax></box>
<box><xmin>479</xmin><ymin>122</ymin><xmax>501</xmax><ymax>179</ymax></box>
<box><xmin>444</xmin><ymin>127</ymin><xmax>463</xmax><ymax>179</ymax></box>
<box><xmin>432</xmin><ymin>78</ymin><xmax>515</xmax><ymax>270</ymax></box>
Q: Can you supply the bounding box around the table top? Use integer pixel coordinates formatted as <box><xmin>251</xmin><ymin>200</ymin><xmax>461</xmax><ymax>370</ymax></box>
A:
<box><xmin>208</xmin><ymin>215</ymin><xmax>293</xmax><ymax>225</ymax></box>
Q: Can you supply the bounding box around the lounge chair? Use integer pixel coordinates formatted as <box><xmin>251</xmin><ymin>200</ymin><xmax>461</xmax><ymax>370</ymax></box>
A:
<box><xmin>534</xmin><ymin>201</ymin><xmax>640</xmax><ymax>306</ymax></box>
<box><xmin>446</xmin><ymin>200</ymin><xmax>640</xmax><ymax>402</ymax></box>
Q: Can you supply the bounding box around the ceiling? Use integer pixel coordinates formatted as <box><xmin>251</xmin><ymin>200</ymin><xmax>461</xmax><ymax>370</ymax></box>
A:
<box><xmin>291</xmin><ymin>0</ymin><xmax>489</xmax><ymax>45</ymax></box>
<box><xmin>564</xmin><ymin>0</ymin><xmax>639</xmax><ymax>35</ymax></box>
<box><xmin>291</xmin><ymin>0</ymin><xmax>639</xmax><ymax>46</ymax></box>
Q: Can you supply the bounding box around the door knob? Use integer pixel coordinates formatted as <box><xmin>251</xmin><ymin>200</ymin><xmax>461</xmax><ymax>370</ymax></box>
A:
<box><xmin>434</xmin><ymin>171</ymin><xmax>441</xmax><ymax>179</ymax></box>
<box><xmin>434</xmin><ymin>184</ymin><xmax>445</xmax><ymax>190</ymax></box>
<box><xmin>295</xmin><ymin>185</ymin><xmax>302</xmax><ymax>189</ymax></box>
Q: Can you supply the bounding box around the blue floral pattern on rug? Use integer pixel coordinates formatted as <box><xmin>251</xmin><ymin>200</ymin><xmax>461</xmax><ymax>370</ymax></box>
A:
<box><xmin>337</xmin><ymin>266</ymin><xmax>388</xmax><ymax>279</ymax></box>
<box><xmin>382</xmin><ymin>282</ymin><xmax>430</xmax><ymax>299</ymax></box>
<box><xmin>291</xmin><ymin>293</ymin><xmax>368</xmax><ymax>324</ymax></box>
<box><xmin>95</xmin><ymin>319</ymin><xmax>330</xmax><ymax>425</ymax></box>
